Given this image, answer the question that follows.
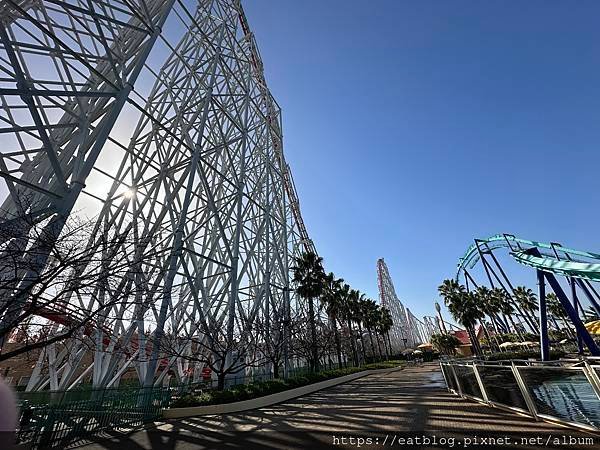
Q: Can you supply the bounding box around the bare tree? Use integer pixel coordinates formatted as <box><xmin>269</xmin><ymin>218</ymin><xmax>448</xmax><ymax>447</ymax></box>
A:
<box><xmin>289</xmin><ymin>313</ymin><xmax>335</xmax><ymax>371</ymax></box>
<box><xmin>158</xmin><ymin>309</ymin><xmax>273</xmax><ymax>391</ymax></box>
<box><xmin>0</xmin><ymin>209</ymin><xmax>149</xmax><ymax>372</ymax></box>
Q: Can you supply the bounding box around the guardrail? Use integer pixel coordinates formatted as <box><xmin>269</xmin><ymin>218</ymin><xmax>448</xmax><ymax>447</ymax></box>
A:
<box><xmin>14</xmin><ymin>360</ymin><xmax>379</xmax><ymax>448</ymax></box>
<box><xmin>440</xmin><ymin>358</ymin><xmax>600</xmax><ymax>432</ymax></box>
<box><xmin>18</xmin><ymin>386</ymin><xmax>171</xmax><ymax>448</ymax></box>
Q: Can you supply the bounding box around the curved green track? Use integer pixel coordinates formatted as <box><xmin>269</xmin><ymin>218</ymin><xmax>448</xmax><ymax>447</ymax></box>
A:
<box><xmin>457</xmin><ymin>234</ymin><xmax>600</xmax><ymax>282</ymax></box>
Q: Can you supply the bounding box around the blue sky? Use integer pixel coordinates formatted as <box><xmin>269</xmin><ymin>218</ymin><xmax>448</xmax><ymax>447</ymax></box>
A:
<box><xmin>244</xmin><ymin>0</ymin><xmax>600</xmax><ymax>319</ymax></box>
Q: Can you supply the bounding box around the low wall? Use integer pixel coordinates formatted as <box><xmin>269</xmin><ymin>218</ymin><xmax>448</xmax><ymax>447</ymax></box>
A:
<box><xmin>164</xmin><ymin>366</ymin><xmax>402</xmax><ymax>419</ymax></box>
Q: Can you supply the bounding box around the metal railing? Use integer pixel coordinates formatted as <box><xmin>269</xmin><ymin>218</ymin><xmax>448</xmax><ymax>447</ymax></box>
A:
<box><xmin>17</xmin><ymin>386</ymin><xmax>171</xmax><ymax>448</ymax></box>
<box><xmin>440</xmin><ymin>357</ymin><xmax>600</xmax><ymax>432</ymax></box>
<box><xmin>14</xmin><ymin>359</ymin><xmax>373</xmax><ymax>448</ymax></box>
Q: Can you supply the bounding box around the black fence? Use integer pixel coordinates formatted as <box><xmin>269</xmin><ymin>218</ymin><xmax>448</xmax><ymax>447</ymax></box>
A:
<box><xmin>17</xmin><ymin>386</ymin><xmax>170</xmax><ymax>448</ymax></box>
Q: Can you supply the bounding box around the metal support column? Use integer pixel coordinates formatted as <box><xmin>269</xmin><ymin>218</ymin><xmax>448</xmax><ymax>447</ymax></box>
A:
<box><xmin>537</xmin><ymin>270</ymin><xmax>550</xmax><ymax>361</ymax></box>
<box><xmin>571</xmin><ymin>279</ymin><xmax>584</xmax><ymax>355</ymax></box>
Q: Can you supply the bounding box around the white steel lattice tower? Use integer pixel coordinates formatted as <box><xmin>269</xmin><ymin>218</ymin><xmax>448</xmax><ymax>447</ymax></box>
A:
<box><xmin>376</xmin><ymin>258</ymin><xmax>414</xmax><ymax>351</ymax></box>
<box><xmin>405</xmin><ymin>308</ymin><xmax>426</xmax><ymax>346</ymax></box>
<box><xmin>0</xmin><ymin>0</ymin><xmax>313</xmax><ymax>390</ymax></box>
<box><xmin>423</xmin><ymin>316</ymin><xmax>439</xmax><ymax>341</ymax></box>
<box><xmin>0</xmin><ymin>0</ymin><xmax>176</xmax><ymax>347</ymax></box>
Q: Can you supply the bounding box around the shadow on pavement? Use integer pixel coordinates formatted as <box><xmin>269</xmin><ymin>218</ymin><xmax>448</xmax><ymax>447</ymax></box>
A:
<box><xmin>78</xmin><ymin>364</ymin><xmax>597</xmax><ymax>450</ymax></box>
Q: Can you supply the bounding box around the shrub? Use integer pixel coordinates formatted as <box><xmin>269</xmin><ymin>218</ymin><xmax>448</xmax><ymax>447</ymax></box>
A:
<box><xmin>287</xmin><ymin>376</ymin><xmax>309</xmax><ymax>388</ymax></box>
<box><xmin>260</xmin><ymin>379</ymin><xmax>288</xmax><ymax>395</ymax></box>
<box><xmin>169</xmin><ymin>361</ymin><xmax>403</xmax><ymax>408</ymax></box>
<box><xmin>486</xmin><ymin>349</ymin><xmax>565</xmax><ymax>361</ymax></box>
<box><xmin>229</xmin><ymin>385</ymin><xmax>251</xmax><ymax>401</ymax></box>
<box><xmin>244</xmin><ymin>383</ymin><xmax>265</xmax><ymax>397</ymax></box>
<box><xmin>171</xmin><ymin>392</ymin><xmax>212</xmax><ymax>408</ymax></box>
<box><xmin>363</xmin><ymin>360</ymin><xmax>404</xmax><ymax>370</ymax></box>
<box><xmin>210</xmin><ymin>389</ymin><xmax>236</xmax><ymax>405</ymax></box>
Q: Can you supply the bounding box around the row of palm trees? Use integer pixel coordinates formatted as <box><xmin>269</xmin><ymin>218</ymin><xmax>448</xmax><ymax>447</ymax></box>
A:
<box><xmin>437</xmin><ymin>279</ymin><xmax>598</xmax><ymax>356</ymax></box>
<box><xmin>292</xmin><ymin>251</ymin><xmax>394</xmax><ymax>371</ymax></box>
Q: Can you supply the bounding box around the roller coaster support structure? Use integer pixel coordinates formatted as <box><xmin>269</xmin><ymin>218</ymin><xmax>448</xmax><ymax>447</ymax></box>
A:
<box><xmin>0</xmin><ymin>0</ymin><xmax>313</xmax><ymax>390</ymax></box>
<box><xmin>537</xmin><ymin>269</ymin><xmax>550</xmax><ymax>361</ymax></box>
<box><xmin>458</xmin><ymin>234</ymin><xmax>600</xmax><ymax>360</ymax></box>
<box><xmin>532</xmin><ymin>262</ymin><xmax>600</xmax><ymax>357</ymax></box>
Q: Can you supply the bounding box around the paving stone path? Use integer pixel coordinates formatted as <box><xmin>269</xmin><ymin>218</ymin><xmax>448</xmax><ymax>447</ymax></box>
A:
<box><xmin>80</xmin><ymin>363</ymin><xmax>597</xmax><ymax>449</ymax></box>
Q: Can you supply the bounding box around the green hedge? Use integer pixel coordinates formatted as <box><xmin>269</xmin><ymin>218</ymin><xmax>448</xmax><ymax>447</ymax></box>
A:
<box><xmin>171</xmin><ymin>361</ymin><xmax>403</xmax><ymax>408</ymax></box>
<box><xmin>362</xmin><ymin>360</ymin><xmax>405</xmax><ymax>370</ymax></box>
<box><xmin>485</xmin><ymin>349</ymin><xmax>565</xmax><ymax>361</ymax></box>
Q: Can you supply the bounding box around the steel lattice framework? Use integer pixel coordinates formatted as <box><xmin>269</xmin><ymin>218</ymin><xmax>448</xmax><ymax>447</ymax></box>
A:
<box><xmin>0</xmin><ymin>0</ymin><xmax>314</xmax><ymax>390</ymax></box>
<box><xmin>376</xmin><ymin>258</ymin><xmax>419</xmax><ymax>351</ymax></box>
<box><xmin>405</xmin><ymin>308</ymin><xmax>430</xmax><ymax>345</ymax></box>
<box><xmin>457</xmin><ymin>233</ymin><xmax>600</xmax><ymax>359</ymax></box>
<box><xmin>422</xmin><ymin>316</ymin><xmax>439</xmax><ymax>339</ymax></box>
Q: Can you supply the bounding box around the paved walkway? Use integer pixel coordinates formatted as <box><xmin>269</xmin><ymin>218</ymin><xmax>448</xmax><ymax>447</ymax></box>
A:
<box><xmin>81</xmin><ymin>364</ymin><xmax>596</xmax><ymax>450</ymax></box>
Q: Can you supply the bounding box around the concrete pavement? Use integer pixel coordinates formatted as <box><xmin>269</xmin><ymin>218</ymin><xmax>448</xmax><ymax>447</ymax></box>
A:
<box><xmin>78</xmin><ymin>363</ymin><xmax>596</xmax><ymax>450</ymax></box>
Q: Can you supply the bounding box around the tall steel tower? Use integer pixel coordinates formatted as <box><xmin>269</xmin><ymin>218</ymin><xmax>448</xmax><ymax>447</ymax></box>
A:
<box><xmin>0</xmin><ymin>0</ymin><xmax>312</xmax><ymax>390</ymax></box>
<box><xmin>423</xmin><ymin>316</ymin><xmax>440</xmax><ymax>339</ymax></box>
<box><xmin>405</xmin><ymin>308</ymin><xmax>427</xmax><ymax>346</ymax></box>
<box><xmin>376</xmin><ymin>258</ymin><xmax>414</xmax><ymax>351</ymax></box>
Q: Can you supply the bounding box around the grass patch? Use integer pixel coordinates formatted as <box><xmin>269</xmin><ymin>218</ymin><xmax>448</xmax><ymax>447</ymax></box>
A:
<box><xmin>171</xmin><ymin>361</ymin><xmax>403</xmax><ymax>408</ymax></box>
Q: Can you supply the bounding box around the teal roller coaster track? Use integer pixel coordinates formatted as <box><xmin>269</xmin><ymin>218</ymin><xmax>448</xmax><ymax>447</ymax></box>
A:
<box><xmin>458</xmin><ymin>234</ymin><xmax>600</xmax><ymax>283</ymax></box>
<box><xmin>455</xmin><ymin>233</ymin><xmax>600</xmax><ymax>359</ymax></box>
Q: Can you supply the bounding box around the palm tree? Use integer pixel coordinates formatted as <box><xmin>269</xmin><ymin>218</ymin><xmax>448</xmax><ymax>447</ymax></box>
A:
<box><xmin>339</xmin><ymin>283</ymin><xmax>359</xmax><ymax>367</ymax></box>
<box><xmin>349</xmin><ymin>289</ymin><xmax>367</xmax><ymax>364</ymax></box>
<box><xmin>546</xmin><ymin>293</ymin><xmax>574</xmax><ymax>337</ymax></box>
<box><xmin>438</xmin><ymin>279</ymin><xmax>484</xmax><ymax>357</ymax></box>
<box><xmin>490</xmin><ymin>287</ymin><xmax>523</xmax><ymax>339</ymax></box>
<box><xmin>584</xmin><ymin>306</ymin><xmax>600</xmax><ymax>322</ymax></box>
<box><xmin>438</xmin><ymin>279</ymin><xmax>461</xmax><ymax>303</ymax></box>
<box><xmin>363</xmin><ymin>299</ymin><xmax>383</xmax><ymax>360</ymax></box>
<box><xmin>373</xmin><ymin>305</ymin><xmax>389</xmax><ymax>359</ymax></box>
<box><xmin>380</xmin><ymin>307</ymin><xmax>394</xmax><ymax>358</ymax></box>
<box><xmin>431</xmin><ymin>333</ymin><xmax>461</xmax><ymax>356</ymax></box>
<box><xmin>547</xmin><ymin>292</ymin><xmax>566</xmax><ymax>335</ymax></box>
<box><xmin>475</xmin><ymin>286</ymin><xmax>500</xmax><ymax>333</ymax></box>
<box><xmin>473</xmin><ymin>286</ymin><xmax>497</xmax><ymax>352</ymax></box>
<box><xmin>321</xmin><ymin>272</ymin><xmax>345</xmax><ymax>368</ymax></box>
<box><xmin>292</xmin><ymin>251</ymin><xmax>325</xmax><ymax>371</ymax></box>
<box><xmin>369</xmin><ymin>302</ymin><xmax>383</xmax><ymax>360</ymax></box>
<box><xmin>513</xmin><ymin>286</ymin><xmax>539</xmax><ymax>333</ymax></box>
<box><xmin>482</xmin><ymin>288</ymin><xmax>509</xmax><ymax>333</ymax></box>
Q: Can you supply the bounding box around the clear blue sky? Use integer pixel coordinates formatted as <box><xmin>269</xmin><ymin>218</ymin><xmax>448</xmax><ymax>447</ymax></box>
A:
<box><xmin>244</xmin><ymin>0</ymin><xmax>600</xmax><ymax>319</ymax></box>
